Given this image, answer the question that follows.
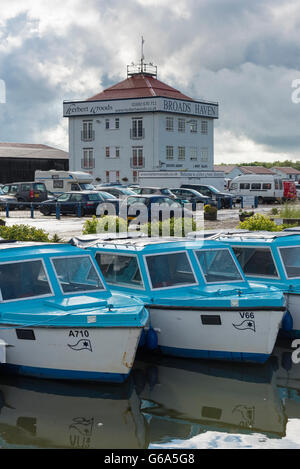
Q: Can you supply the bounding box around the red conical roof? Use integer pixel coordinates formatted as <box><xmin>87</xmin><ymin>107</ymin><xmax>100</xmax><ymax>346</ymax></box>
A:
<box><xmin>87</xmin><ymin>73</ymin><xmax>193</xmax><ymax>101</ymax></box>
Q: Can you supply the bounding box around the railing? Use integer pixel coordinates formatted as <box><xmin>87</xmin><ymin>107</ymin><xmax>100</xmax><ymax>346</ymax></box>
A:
<box><xmin>0</xmin><ymin>202</ymin><xmax>88</xmax><ymax>220</ymax></box>
<box><xmin>81</xmin><ymin>131</ymin><xmax>95</xmax><ymax>141</ymax></box>
<box><xmin>81</xmin><ymin>158</ymin><xmax>95</xmax><ymax>169</ymax></box>
<box><xmin>130</xmin><ymin>157</ymin><xmax>145</xmax><ymax>169</ymax></box>
<box><xmin>130</xmin><ymin>128</ymin><xmax>145</xmax><ymax>139</ymax></box>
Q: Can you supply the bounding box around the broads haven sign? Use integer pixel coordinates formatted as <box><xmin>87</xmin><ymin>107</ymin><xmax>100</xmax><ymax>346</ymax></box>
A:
<box><xmin>63</xmin><ymin>97</ymin><xmax>219</xmax><ymax>119</ymax></box>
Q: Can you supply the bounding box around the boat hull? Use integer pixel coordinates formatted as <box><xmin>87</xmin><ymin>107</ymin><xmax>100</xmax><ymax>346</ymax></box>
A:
<box><xmin>145</xmin><ymin>306</ymin><xmax>284</xmax><ymax>363</ymax></box>
<box><xmin>284</xmin><ymin>293</ymin><xmax>300</xmax><ymax>338</ymax></box>
<box><xmin>0</xmin><ymin>325</ymin><xmax>142</xmax><ymax>383</ymax></box>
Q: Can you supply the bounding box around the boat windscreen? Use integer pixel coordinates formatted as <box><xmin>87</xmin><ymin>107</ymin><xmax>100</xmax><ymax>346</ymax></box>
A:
<box><xmin>95</xmin><ymin>253</ymin><xmax>143</xmax><ymax>288</ymax></box>
<box><xmin>52</xmin><ymin>256</ymin><xmax>104</xmax><ymax>293</ymax></box>
<box><xmin>0</xmin><ymin>259</ymin><xmax>52</xmax><ymax>301</ymax></box>
<box><xmin>279</xmin><ymin>246</ymin><xmax>300</xmax><ymax>278</ymax></box>
<box><xmin>145</xmin><ymin>251</ymin><xmax>197</xmax><ymax>289</ymax></box>
<box><xmin>232</xmin><ymin>247</ymin><xmax>278</xmax><ymax>278</ymax></box>
<box><xmin>195</xmin><ymin>249</ymin><xmax>243</xmax><ymax>283</ymax></box>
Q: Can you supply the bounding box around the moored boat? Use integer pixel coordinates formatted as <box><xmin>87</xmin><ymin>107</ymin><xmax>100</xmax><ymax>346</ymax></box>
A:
<box><xmin>0</xmin><ymin>242</ymin><xmax>148</xmax><ymax>383</ymax></box>
<box><xmin>203</xmin><ymin>231</ymin><xmax>300</xmax><ymax>338</ymax></box>
<box><xmin>72</xmin><ymin>234</ymin><xmax>287</xmax><ymax>364</ymax></box>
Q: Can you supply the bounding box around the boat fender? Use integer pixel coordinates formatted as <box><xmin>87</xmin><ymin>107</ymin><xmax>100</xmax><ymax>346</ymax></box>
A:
<box><xmin>138</xmin><ymin>329</ymin><xmax>146</xmax><ymax>348</ymax></box>
<box><xmin>146</xmin><ymin>326</ymin><xmax>158</xmax><ymax>351</ymax></box>
<box><xmin>281</xmin><ymin>352</ymin><xmax>293</xmax><ymax>372</ymax></box>
<box><xmin>146</xmin><ymin>366</ymin><xmax>158</xmax><ymax>388</ymax></box>
<box><xmin>282</xmin><ymin>310</ymin><xmax>293</xmax><ymax>332</ymax></box>
<box><xmin>132</xmin><ymin>369</ymin><xmax>146</xmax><ymax>395</ymax></box>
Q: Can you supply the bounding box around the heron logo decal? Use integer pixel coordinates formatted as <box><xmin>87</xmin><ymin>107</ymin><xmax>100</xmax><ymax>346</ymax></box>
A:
<box><xmin>232</xmin><ymin>319</ymin><xmax>256</xmax><ymax>332</ymax></box>
<box><xmin>68</xmin><ymin>339</ymin><xmax>93</xmax><ymax>352</ymax></box>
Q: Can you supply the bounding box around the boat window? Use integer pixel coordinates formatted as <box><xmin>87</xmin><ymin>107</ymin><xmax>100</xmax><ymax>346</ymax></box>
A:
<box><xmin>279</xmin><ymin>247</ymin><xmax>300</xmax><ymax>278</ymax></box>
<box><xmin>145</xmin><ymin>252</ymin><xmax>197</xmax><ymax>289</ymax></box>
<box><xmin>232</xmin><ymin>247</ymin><xmax>278</xmax><ymax>278</ymax></box>
<box><xmin>52</xmin><ymin>256</ymin><xmax>104</xmax><ymax>293</ymax></box>
<box><xmin>0</xmin><ymin>260</ymin><xmax>52</xmax><ymax>301</ymax></box>
<box><xmin>95</xmin><ymin>253</ymin><xmax>143</xmax><ymax>288</ymax></box>
<box><xmin>195</xmin><ymin>249</ymin><xmax>243</xmax><ymax>283</ymax></box>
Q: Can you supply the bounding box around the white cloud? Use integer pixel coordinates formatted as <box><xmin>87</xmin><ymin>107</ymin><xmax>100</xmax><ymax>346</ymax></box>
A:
<box><xmin>0</xmin><ymin>0</ymin><xmax>299</xmax><ymax>162</ymax></box>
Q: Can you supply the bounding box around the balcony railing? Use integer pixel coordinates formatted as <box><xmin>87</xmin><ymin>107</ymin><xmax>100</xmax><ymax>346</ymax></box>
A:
<box><xmin>130</xmin><ymin>157</ymin><xmax>145</xmax><ymax>169</ymax></box>
<box><xmin>81</xmin><ymin>130</ymin><xmax>95</xmax><ymax>141</ymax></box>
<box><xmin>81</xmin><ymin>159</ymin><xmax>95</xmax><ymax>169</ymax></box>
<box><xmin>130</xmin><ymin>128</ymin><xmax>145</xmax><ymax>139</ymax></box>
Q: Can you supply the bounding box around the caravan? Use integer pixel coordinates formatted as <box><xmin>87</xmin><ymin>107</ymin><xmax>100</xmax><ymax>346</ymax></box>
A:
<box><xmin>229</xmin><ymin>174</ymin><xmax>283</xmax><ymax>204</ymax></box>
<box><xmin>35</xmin><ymin>170</ymin><xmax>95</xmax><ymax>195</ymax></box>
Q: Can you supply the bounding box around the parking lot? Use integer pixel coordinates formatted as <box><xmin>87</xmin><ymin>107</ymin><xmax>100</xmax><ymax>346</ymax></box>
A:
<box><xmin>0</xmin><ymin>203</ymin><xmax>280</xmax><ymax>240</ymax></box>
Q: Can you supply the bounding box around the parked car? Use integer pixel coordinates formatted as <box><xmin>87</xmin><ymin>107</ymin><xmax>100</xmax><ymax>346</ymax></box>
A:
<box><xmin>170</xmin><ymin>188</ymin><xmax>217</xmax><ymax>208</ymax></box>
<box><xmin>39</xmin><ymin>191</ymin><xmax>119</xmax><ymax>216</ymax></box>
<box><xmin>283</xmin><ymin>180</ymin><xmax>297</xmax><ymax>201</ymax></box>
<box><xmin>228</xmin><ymin>175</ymin><xmax>283</xmax><ymax>204</ymax></box>
<box><xmin>111</xmin><ymin>195</ymin><xmax>193</xmax><ymax>223</ymax></box>
<box><xmin>94</xmin><ymin>186</ymin><xmax>137</xmax><ymax>199</ymax></box>
<box><xmin>0</xmin><ymin>187</ymin><xmax>18</xmax><ymax>210</ymax></box>
<box><xmin>1</xmin><ymin>182</ymin><xmax>48</xmax><ymax>206</ymax></box>
<box><xmin>181</xmin><ymin>184</ymin><xmax>233</xmax><ymax>208</ymax></box>
<box><xmin>133</xmin><ymin>187</ymin><xmax>177</xmax><ymax>199</ymax></box>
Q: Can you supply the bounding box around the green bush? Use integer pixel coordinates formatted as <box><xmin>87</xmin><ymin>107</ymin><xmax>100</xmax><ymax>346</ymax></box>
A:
<box><xmin>0</xmin><ymin>224</ymin><xmax>50</xmax><ymax>241</ymax></box>
<box><xmin>239</xmin><ymin>213</ymin><xmax>282</xmax><ymax>232</ymax></box>
<box><xmin>82</xmin><ymin>215</ymin><xmax>128</xmax><ymax>234</ymax></box>
<box><xmin>141</xmin><ymin>217</ymin><xmax>197</xmax><ymax>237</ymax></box>
<box><xmin>279</xmin><ymin>203</ymin><xmax>300</xmax><ymax>219</ymax></box>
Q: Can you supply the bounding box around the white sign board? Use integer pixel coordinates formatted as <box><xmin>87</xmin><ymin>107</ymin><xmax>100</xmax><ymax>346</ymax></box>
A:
<box><xmin>63</xmin><ymin>97</ymin><xmax>218</xmax><ymax>119</ymax></box>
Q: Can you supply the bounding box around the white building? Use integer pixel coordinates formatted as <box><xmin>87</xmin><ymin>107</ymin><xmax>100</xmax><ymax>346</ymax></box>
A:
<box><xmin>63</xmin><ymin>61</ymin><xmax>219</xmax><ymax>185</ymax></box>
<box><xmin>271</xmin><ymin>166</ymin><xmax>300</xmax><ymax>181</ymax></box>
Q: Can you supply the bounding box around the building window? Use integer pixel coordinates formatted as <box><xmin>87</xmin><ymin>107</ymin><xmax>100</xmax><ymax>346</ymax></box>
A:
<box><xmin>105</xmin><ymin>119</ymin><xmax>110</xmax><ymax>129</ymax></box>
<box><xmin>115</xmin><ymin>118</ymin><xmax>120</xmax><ymax>129</ymax></box>
<box><xmin>131</xmin><ymin>118</ymin><xmax>144</xmax><ymax>139</ymax></box>
<box><xmin>82</xmin><ymin>148</ymin><xmax>94</xmax><ymax>169</ymax></box>
<box><xmin>178</xmin><ymin>146</ymin><xmax>185</xmax><ymax>160</ymax></box>
<box><xmin>115</xmin><ymin>146</ymin><xmax>120</xmax><ymax>158</ymax></box>
<box><xmin>190</xmin><ymin>147</ymin><xmax>197</xmax><ymax>161</ymax></box>
<box><xmin>200</xmin><ymin>148</ymin><xmax>209</xmax><ymax>162</ymax></box>
<box><xmin>190</xmin><ymin>120</ymin><xmax>197</xmax><ymax>133</ymax></box>
<box><xmin>81</xmin><ymin>121</ymin><xmax>94</xmax><ymax>141</ymax></box>
<box><xmin>166</xmin><ymin>146</ymin><xmax>174</xmax><ymax>160</ymax></box>
<box><xmin>131</xmin><ymin>147</ymin><xmax>144</xmax><ymax>168</ymax></box>
<box><xmin>106</xmin><ymin>171</ymin><xmax>110</xmax><ymax>183</ymax></box>
<box><xmin>105</xmin><ymin>146</ymin><xmax>110</xmax><ymax>158</ymax></box>
<box><xmin>178</xmin><ymin>119</ymin><xmax>185</xmax><ymax>132</ymax></box>
<box><xmin>201</xmin><ymin>120</ymin><xmax>208</xmax><ymax>134</ymax></box>
<box><xmin>166</xmin><ymin>117</ymin><xmax>174</xmax><ymax>131</ymax></box>
<box><xmin>133</xmin><ymin>171</ymin><xmax>138</xmax><ymax>183</ymax></box>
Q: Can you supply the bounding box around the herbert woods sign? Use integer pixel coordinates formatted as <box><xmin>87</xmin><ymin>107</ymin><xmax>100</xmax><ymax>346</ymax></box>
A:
<box><xmin>63</xmin><ymin>97</ymin><xmax>219</xmax><ymax>119</ymax></box>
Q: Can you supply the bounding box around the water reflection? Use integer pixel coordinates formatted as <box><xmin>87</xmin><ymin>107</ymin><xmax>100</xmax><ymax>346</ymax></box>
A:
<box><xmin>0</xmin><ymin>342</ymin><xmax>299</xmax><ymax>449</ymax></box>
<box><xmin>0</xmin><ymin>377</ymin><xmax>147</xmax><ymax>449</ymax></box>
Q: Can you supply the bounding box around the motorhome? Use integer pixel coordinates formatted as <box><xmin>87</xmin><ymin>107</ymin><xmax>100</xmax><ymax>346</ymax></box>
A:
<box><xmin>35</xmin><ymin>170</ymin><xmax>95</xmax><ymax>195</ymax></box>
<box><xmin>229</xmin><ymin>174</ymin><xmax>283</xmax><ymax>204</ymax></box>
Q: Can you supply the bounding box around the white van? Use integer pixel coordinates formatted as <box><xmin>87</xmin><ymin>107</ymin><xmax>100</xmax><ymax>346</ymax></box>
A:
<box><xmin>35</xmin><ymin>170</ymin><xmax>95</xmax><ymax>195</ymax></box>
<box><xmin>229</xmin><ymin>174</ymin><xmax>283</xmax><ymax>204</ymax></box>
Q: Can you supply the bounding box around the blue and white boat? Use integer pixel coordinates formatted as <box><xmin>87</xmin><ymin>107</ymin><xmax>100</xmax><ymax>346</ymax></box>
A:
<box><xmin>204</xmin><ymin>231</ymin><xmax>300</xmax><ymax>338</ymax></box>
<box><xmin>72</xmin><ymin>234</ymin><xmax>287</xmax><ymax>363</ymax></box>
<box><xmin>0</xmin><ymin>242</ymin><xmax>148</xmax><ymax>383</ymax></box>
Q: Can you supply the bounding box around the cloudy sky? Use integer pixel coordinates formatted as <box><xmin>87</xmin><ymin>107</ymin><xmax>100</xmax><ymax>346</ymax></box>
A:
<box><xmin>0</xmin><ymin>0</ymin><xmax>300</xmax><ymax>164</ymax></box>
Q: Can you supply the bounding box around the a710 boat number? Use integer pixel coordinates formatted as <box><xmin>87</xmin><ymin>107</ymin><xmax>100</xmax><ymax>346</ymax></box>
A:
<box><xmin>68</xmin><ymin>330</ymin><xmax>90</xmax><ymax>338</ymax></box>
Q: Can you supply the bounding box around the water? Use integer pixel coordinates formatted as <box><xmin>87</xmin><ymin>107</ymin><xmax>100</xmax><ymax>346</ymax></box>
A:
<box><xmin>0</xmin><ymin>339</ymin><xmax>299</xmax><ymax>450</ymax></box>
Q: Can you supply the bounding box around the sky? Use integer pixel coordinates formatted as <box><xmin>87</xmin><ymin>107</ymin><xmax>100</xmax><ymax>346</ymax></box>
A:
<box><xmin>0</xmin><ymin>0</ymin><xmax>300</xmax><ymax>164</ymax></box>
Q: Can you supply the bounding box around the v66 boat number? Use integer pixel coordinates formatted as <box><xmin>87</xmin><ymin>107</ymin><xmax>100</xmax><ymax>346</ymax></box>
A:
<box><xmin>239</xmin><ymin>312</ymin><xmax>255</xmax><ymax>319</ymax></box>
